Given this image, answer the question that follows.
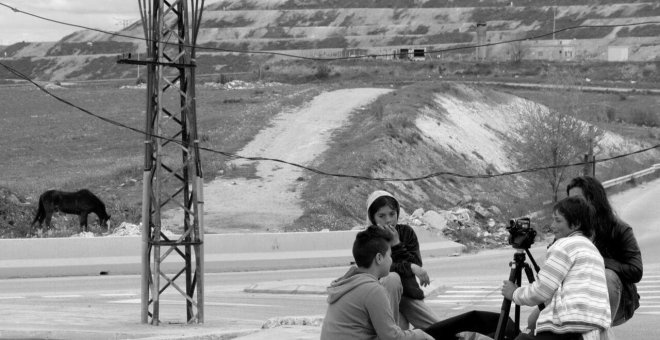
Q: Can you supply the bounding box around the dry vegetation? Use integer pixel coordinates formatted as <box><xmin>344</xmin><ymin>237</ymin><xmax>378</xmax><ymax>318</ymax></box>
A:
<box><xmin>1</xmin><ymin>58</ymin><xmax>659</xmax><ymax>240</ymax></box>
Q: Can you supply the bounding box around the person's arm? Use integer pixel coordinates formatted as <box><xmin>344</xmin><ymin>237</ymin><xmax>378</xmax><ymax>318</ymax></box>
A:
<box><xmin>511</xmin><ymin>245</ymin><xmax>572</xmax><ymax>306</ymax></box>
<box><xmin>366</xmin><ymin>287</ymin><xmax>433</xmax><ymax>340</ymax></box>
<box><xmin>605</xmin><ymin>224</ymin><xmax>643</xmax><ymax>283</ymax></box>
<box><xmin>390</xmin><ymin>226</ymin><xmax>423</xmax><ymax>277</ymax></box>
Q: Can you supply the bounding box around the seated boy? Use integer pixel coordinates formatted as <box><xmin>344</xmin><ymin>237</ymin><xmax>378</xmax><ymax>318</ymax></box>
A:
<box><xmin>321</xmin><ymin>226</ymin><xmax>433</xmax><ymax>340</ymax></box>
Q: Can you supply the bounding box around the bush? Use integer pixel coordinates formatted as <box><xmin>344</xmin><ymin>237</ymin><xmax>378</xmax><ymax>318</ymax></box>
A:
<box><xmin>315</xmin><ymin>64</ymin><xmax>332</xmax><ymax>79</ymax></box>
<box><xmin>629</xmin><ymin>109</ymin><xmax>659</xmax><ymax>127</ymax></box>
<box><xmin>0</xmin><ymin>197</ymin><xmax>34</xmax><ymax>238</ymax></box>
<box><xmin>606</xmin><ymin>107</ymin><xmax>617</xmax><ymax>122</ymax></box>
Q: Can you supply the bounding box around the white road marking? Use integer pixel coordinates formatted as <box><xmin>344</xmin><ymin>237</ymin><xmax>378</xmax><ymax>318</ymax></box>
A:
<box><xmin>42</xmin><ymin>295</ymin><xmax>82</xmax><ymax>298</ymax></box>
<box><xmin>427</xmin><ymin>299</ymin><xmax>503</xmax><ymax>304</ymax></box>
<box><xmin>0</xmin><ymin>296</ymin><xmax>25</xmax><ymax>299</ymax></box>
<box><xmin>99</xmin><ymin>293</ymin><xmax>137</xmax><ymax>297</ymax></box>
<box><xmin>445</xmin><ymin>290</ymin><xmax>498</xmax><ymax>294</ymax></box>
<box><xmin>429</xmin><ymin>270</ymin><xmax>660</xmax><ymax>314</ymax></box>
<box><xmin>108</xmin><ymin>298</ymin><xmax>274</xmax><ymax>307</ymax></box>
<box><xmin>438</xmin><ymin>294</ymin><xmax>498</xmax><ymax>298</ymax></box>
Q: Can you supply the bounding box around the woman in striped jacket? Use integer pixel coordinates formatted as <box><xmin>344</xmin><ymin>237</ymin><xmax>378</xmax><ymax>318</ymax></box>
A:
<box><xmin>501</xmin><ymin>196</ymin><xmax>611</xmax><ymax>340</ymax></box>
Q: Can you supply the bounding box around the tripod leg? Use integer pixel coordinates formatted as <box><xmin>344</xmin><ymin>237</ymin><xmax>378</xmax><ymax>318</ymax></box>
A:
<box><xmin>494</xmin><ymin>264</ymin><xmax>520</xmax><ymax>340</ymax></box>
<box><xmin>514</xmin><ymin>267</ymin><xmax>523</xmax><ymax>334</ymax></box>
<box><xmin>521</xmin><ymin>262</ymin><xmax>545</xmax><ymax>335</ymax></box>
<box><xmin>523</xmin><ymin>263</ymin><xmax>545</xmax><ymax>312</ymax></box>
<box><xmin>523</xmin><ymin>263</ymin><xmax>536</xmax><ymax>284</ymax></box>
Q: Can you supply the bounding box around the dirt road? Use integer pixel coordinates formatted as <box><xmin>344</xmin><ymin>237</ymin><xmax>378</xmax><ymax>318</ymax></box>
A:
<box><xmin>162</xmin><ymin>88</ymin><xmax>392</xmax><ymax>233</ymax></box>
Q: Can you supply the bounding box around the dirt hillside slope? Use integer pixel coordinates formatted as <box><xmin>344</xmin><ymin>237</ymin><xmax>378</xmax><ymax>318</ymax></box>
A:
<box><xmin>162</xmin><ymin>87</ymin><xmax>392</xmax><ymax>232</ymax></box>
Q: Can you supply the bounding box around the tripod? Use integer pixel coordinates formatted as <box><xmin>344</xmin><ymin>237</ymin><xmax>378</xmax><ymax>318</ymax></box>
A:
<box><xmin>494</xmin><ymin>248</ymin><xmax>542</xmax><ymax>340</ymax></box>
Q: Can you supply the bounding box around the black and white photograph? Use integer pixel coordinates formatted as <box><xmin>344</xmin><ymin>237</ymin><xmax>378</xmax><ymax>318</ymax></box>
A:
<box><xmin>0</xmin><ymin>1</ymin><xmax>658</xmax><ymax>339</ymax></box>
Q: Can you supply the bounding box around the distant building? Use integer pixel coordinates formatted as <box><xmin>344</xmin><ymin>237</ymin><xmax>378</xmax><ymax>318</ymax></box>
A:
<box><xmin>524</xmin><ymin>39</ymin><xmax>577</xmax><ymax>61</ymax></box>
<box><xmin>393</xmin><ymin>47</ymin><xmax>426</xmax><ymax>61</ymax></box>
<box><xmin>607</xmin><ymin>46</ymin><xmax>629</xmax><ymax>62</ymax></box>
<box><xmin>476</xmin><ymin>22</ymin><xmax>488</xmax><ymax>61</ymax></box>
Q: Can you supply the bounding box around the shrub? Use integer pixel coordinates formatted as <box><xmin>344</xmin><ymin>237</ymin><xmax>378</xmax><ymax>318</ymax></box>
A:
<box><xmin>315</xmin><ymin>64</ymin><xmax>332</xmax><ymax>79</ymax></box>
<box><xmin>630</xmin><ymin>109</ymin><xmax>659</xmax><ymax>127</ymax></box>
<box><xmin>606</xmin><ymin>107</ymin><xmax>617</xmax><ymax>122</ymax></box>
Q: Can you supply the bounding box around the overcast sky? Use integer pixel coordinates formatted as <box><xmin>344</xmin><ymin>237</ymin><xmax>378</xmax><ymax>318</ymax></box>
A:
<box><xmin>0</xmin><ymin>1</ymin><xmax>217</xmax><ymax>45</ymax></box>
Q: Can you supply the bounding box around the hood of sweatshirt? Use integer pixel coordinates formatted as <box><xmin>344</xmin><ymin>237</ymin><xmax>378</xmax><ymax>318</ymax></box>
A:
<box><xmin>326</xmin><ymin>266</ymin><xmax>379</xmax><ymax>304</ymax></box>
<box><xmin>366</xmin><ymin>190</ymin><xmax>400</xmax><ymax>225</ymax></box>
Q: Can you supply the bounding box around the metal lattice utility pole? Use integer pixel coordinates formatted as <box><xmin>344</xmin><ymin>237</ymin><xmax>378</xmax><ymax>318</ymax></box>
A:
<box><xmin>119</xmin><ymin>0</ymin><xmax>206</xmax><ymax>325</ymax></box>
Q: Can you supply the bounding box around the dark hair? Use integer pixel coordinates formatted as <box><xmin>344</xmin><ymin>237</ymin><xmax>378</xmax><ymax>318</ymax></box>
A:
<box><xmin>367</xmin><ymin>196</ymin><xmax>399</xmax><ymax>225</ymax></box>
<box><xmin>553</xmin><ymin>196</ymin><xmax>595</xmax><ymax>238</ymax></box>
<box><xmin>566</xmin><ymin>176</ymin><xmax>617</xmax><ymax>238</ymax></box>
<box><xmin>352</xmin><ymin>226</ymin><xmax>392</xmax><ymax>268</ymax></box>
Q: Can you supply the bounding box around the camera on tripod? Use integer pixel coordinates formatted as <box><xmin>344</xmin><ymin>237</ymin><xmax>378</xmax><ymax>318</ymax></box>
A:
<box><xmin>507</xmin><ymin>217</ymin><xmax>536</xmax><ymax>249</ymax></box>
<box><xmin>494</xmin><ymin>217</ymin><xmax>542</xmax><ymax>340</ymax></box>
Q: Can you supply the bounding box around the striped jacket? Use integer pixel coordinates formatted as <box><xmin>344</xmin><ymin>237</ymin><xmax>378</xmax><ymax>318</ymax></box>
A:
<box><xmin>513</xmin><ymin>232</ymin><xmax>611</xmax><ymax>336</ymax></box>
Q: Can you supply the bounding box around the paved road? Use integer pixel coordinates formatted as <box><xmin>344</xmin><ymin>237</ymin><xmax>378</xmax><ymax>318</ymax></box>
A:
<box><xmin>0</xmin><ymin>178</ymin><xmax>658</xmax><ymax>338</ymax></box>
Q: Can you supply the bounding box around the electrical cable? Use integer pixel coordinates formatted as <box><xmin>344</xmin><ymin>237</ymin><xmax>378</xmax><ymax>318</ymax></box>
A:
<box><xmin>2</xmin><ymin>60</ymin><xmax>658</xmax><ymax>183</ymax></box>
<box><xmin>2</xmin><ymin>1</ymin><xmax>660</xmax><ymax>61</ymax></box>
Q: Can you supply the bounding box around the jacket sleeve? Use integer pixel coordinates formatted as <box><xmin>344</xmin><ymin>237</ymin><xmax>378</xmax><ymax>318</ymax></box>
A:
<box><xmin>366</xmin><ymin>286</ymin><xmax>430</xmax><ymax>340</ymax></box>
<box><xmin>605</xmin><ymin>224</ymin><xmax>643</xmax><ymax>283</ymax></box>
<box><xmin>513</xmin><ymin>244</ymin><xmax>572</xmax><ymax>307</ymax></box>
<box><xmin>390</xmin><ymin>225</ymin><xmax>423</xmax><ymax>277</ymax></box>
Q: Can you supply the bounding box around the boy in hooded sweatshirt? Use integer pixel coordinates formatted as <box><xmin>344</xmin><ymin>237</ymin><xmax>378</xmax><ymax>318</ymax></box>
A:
<box><xmin>320</xmin><ymin>226</ymin><xmax>434</xmax><ymax>340</ymax></box>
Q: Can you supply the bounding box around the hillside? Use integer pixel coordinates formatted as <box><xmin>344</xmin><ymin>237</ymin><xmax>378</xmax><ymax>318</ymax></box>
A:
<box><xmin>1</xmin><ymin>0</ymin><xmax>660</xmax><ymax>82</ymax></box>
<box><xmin>1</xmin><ymin>76</ymin><xmax>659</xmax><ymax>242</ymax></box>
<box><xmin>2</xmin><ymin>79</ymin><xmax>658</xmax><ymax>238</ymax></box>
<box><xmin>289</xmin><ymin>82</ymin><xmax>660</xmax><ymax>232</ymax></box>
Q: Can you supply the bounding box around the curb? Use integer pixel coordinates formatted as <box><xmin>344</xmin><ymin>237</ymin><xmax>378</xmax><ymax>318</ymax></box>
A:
<box><xmin>0</xmin><ymin>237</ymin><xmax>463</xmax><ymax>279</ymax></box>
<box><xmin>0</xmin><ymin>327</ymin><xmax>261</xmax><ymax>340</ymax></box>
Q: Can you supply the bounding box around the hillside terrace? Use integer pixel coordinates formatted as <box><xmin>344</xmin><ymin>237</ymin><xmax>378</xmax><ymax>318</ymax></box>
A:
<box><xmin>2</xmin><ymin>1</ymin><xmax>660</xmax><ymax>61</ymax></box>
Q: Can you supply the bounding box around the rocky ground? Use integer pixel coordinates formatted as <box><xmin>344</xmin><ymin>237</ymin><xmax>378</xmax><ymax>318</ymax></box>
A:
<box><xmin>388</xmin><ymin>201</ymin><xmax>546</xmax><ymax>252</ymax></box>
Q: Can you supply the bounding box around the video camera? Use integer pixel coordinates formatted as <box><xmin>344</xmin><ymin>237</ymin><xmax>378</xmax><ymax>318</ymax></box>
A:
<box><xmin>507</xmin><ymin>217</ymin><xmax>536</xmax><ymax>249</ymax></box>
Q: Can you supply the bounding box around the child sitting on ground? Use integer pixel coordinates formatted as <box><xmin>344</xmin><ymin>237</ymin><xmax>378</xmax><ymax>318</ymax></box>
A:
<box><xmin>320</xmin><ymin>226</ymin><xmax>434</xmax><ymax>340</ymax></box>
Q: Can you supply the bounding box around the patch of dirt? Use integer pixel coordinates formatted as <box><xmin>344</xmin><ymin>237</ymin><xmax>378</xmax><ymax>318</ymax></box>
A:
<box><xmin>417</xmin><ymin>90</ymin><xmax>526</xmax><ymax>172</ymax></box>
<box><xmin>161</xmin><ymin>88</ymin><xmax>392</xmax><ymax>233</ymax></box>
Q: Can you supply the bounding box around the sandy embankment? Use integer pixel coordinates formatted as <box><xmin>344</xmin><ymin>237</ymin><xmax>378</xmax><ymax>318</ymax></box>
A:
<box><xmin>162</xmin><ymin>88</ymin><xmax>393</xmax><ymax>233</ymax></box>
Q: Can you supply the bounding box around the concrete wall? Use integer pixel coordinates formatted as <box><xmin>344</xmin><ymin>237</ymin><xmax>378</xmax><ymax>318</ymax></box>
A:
<box><xmin>0</xmin><ymin>230</ymin><xmax>464</xmax><ymax>279</ymax></box>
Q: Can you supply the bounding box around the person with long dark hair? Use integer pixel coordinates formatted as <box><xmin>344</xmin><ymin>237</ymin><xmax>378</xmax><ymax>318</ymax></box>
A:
<box><xmin>566</xmin><ymin>176</ymin><xmax>643</xmax><ymax>326</ymax></box>
<box><xmin>502</xmin><ymin>196</ymin><xmax>612</xmax><ymax>339</ymax></box>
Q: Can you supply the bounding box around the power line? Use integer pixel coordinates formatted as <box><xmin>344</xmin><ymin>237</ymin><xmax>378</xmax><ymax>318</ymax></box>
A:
<box><xmin>1</xmin><ymin>60</ymin><xmax>658</xmax><ymax>183</ymax></box>
<box><xmin>2</xmin><ymin>1</ymin><xmax>660</xmax><ymax>61</ymax></box>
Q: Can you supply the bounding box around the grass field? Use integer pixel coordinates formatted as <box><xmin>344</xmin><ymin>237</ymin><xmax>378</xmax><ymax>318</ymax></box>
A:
<box><xmin>0</xmin><ymin>81</ymin><xmax>327</xmax><ymax>237</ymax></box>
